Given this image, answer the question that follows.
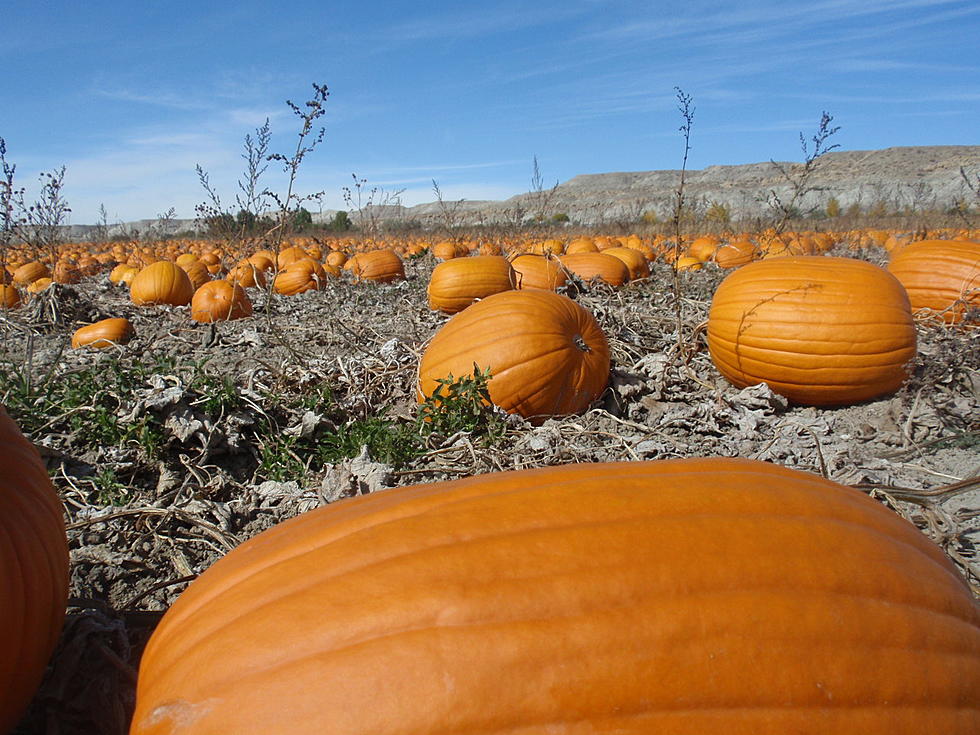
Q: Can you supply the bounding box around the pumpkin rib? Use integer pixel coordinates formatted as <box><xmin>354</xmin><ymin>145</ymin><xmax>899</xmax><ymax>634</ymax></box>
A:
<box><xmin>141</xmin><ymin>503</ymin><xmax>969</xmax><ymax>672</ymax></box>
<box><xmin>190</xmin><ymin>589</ymin><xmax>978</xmax><ymax>708</ymax></box>
<box><xmin>145</xmin><ymin>460</ymin><xmax>957</xmax><ymax>629</ymax></box>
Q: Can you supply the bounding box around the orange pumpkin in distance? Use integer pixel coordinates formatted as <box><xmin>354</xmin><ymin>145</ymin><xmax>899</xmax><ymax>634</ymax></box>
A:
<box><xmin>129</xmin><ymin>457</ymin><xmax>980</xmax><ymax>735</ymax></box>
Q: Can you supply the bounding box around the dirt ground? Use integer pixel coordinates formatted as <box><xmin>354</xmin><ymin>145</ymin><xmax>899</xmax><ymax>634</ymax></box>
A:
<box><xmin>3</xmin><ymin>248</ymin><xmax>977</xmax><ymax>735</ymax></box>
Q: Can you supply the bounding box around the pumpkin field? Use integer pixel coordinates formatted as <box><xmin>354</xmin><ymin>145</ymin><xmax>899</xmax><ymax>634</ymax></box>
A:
<box><xmin>2</xmin><ymin>227</ymin><xmax>979</xmax><ymax>733</ymax></box>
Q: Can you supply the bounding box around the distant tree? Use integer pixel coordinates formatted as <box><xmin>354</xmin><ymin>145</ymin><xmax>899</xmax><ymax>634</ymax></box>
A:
<box><xmin>550</xmin><ymin>212</ymin><xmax>570</xmax><ymax>223</ymax></box>
<box><xmin>292</xmin><ymin>206</ymin><xmax>313</xmax><ymax>230</ymax></box>
<box><xmin>329</xmin><ymin>210</ymin><xmax>352</xmax><ymax>231</ymax></box>
<box><xmin>825</xmin><ymin>197</ymin><xmax>841</xmax><ymax>218</ymax></box>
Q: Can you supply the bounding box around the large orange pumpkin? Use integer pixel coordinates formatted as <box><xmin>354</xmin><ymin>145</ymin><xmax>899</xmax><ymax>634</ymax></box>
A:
<box><xmin>129</xmin><ymin>457</ymin><xmax>980</xmax><ymax>735</ymax></box>
<box><xmin>707</xmin><ymin>256</ymin><xmax>916</xmax><ymax>406</ymax></box>
<box><xmin>71</xmin><ymin>317</ymin><xmax>135</xmax><ymax>349</ymax></box>
<box><xmin>887</xmin><ymin>239</ymin><xmax>979</xmax><ymax>323</ymax></box>
<box><xmin>418</xmin><ymin>290</ymin><xmax>609</xmax><ymax>423</ymax></box>
<box><xmin>0</xmin><ymin>406</ymin><xmax>70</xmax><ymax>732</ymax></box>
<box><xmin>191</xmin><ymin>281</ymin><xmax>253</xmax><ymax>322</ymax></box>
<box><xmin>427</xmin><ymin>255</ymin><xmax>515</xmax><ymax>313</ymax></box>
<box><xmin>130</xmin><ymin>261</ymin><xmax>195</xmax><ymax>306</ymax></box>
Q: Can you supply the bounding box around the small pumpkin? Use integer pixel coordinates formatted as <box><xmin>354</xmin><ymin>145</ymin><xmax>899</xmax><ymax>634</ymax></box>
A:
<box><xmin>418</xmin><ymin>289</ymin><xmax>609</xmax><ymax>423</ymax></box>
<box><xmin>129</xmin><ymin>457</ymin><xmax>980</xmax><ymax>735</ymax></box>
<box><xmin>71</xmin><ymin>317</ymin><xmax>135</xmax><ymax>349</ymax></box>
<box><xmin>191</xmin><ymin>281</ymin><xmax>253</xmax><ymax>322</ymax></box>
<box><xmin>0</xmin><ymin>406</ymin><xmax>70</xmax><ymax>733</ymax></box>
<box><xmin>707</xmin><ymin>256</ymin><xmax>917</xmax><ymax>405</ymax></box>
<box><xmin>130</xmin><ymin>261</ymin><xmax>195</xmax><ymax>306</ymax></box>
<box><xmin>427</xmin><ymin>255</ymin><xmax>515</xmax><ymax>313</ymax></box>
<box><xmin>887</xmin><ymin>239</ymin><xmax>979</xmax><ymax>323</ymax></box>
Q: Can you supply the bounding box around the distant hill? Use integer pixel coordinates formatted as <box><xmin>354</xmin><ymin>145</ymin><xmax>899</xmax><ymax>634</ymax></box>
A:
<box><xmin>64</xmin><ymin>145</ymin><xmax>979</xmax><ymax>238</ymax></box>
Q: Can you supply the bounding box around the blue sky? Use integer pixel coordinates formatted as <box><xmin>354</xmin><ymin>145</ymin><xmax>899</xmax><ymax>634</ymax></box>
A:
<box><xmin>2</xmin><ymin>0</ymin><xmax>977</xmax><ymax>224</ymax></box>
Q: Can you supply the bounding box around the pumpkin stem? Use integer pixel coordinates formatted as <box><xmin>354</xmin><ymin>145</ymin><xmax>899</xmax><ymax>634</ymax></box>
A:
<box><xmin>573</xmin><ymin>334</ymin><xmax>591</xmax><ymax>352</ymax></box>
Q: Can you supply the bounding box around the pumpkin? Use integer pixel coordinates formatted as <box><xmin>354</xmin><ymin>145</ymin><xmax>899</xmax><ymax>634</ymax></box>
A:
<box><xmin>0</xmin><ymin>284</ymin><xmax>21</xmax><ymax>309</ymax></box>
<box><xmin>714</xmin><ymin>240</ymin><xmax>757</xmax><ymax>268</ymax></box>
<box><xmin>0</xmin><ymin>406</ymin><xmax>70</xmax><ymax>733</ymax></box>
<box><xmin>179</xmin><ymin>260</ymin><xmax>211</xmax><ymax>291</ymax></box>
<box><xmin>225</xmin><ymin>261</ymin><xmax>266</xmax><ymax>289</ymax></box>
<box><xmin>431</xmin><ymin>241</ymin><xmax>460</xmax><ymax>260</ymax></box>
<box><xmin>26</xmin><ymin>277</ymin><xmax>53</xmax><ymax>295</ymax></box>
<box><xmin>707</xmin><ymin>256</ymin><xmax>917</xmax><ymax>406</ymax></box>
<box><xmin>50</xmin><ymin>260</ymin><xmax>80</xmax><ymax>284</ymax></box>
<box><xmin>129</xmin><ymin>457</ymin><xmax>980</xmax><ymax>735</ymax></box>
<box><xmin>277</xmin><ymin>246</ymin><xmax>310</xmax><ymax>269</ymax></box>
<box><xmin>674</xmin><ymin>254</ymin><xmax>704</xmax><ymax>271</ymax></box>
<box><xmin>71</xmin><ymin>317</ymin><xmax>135</xmax><ymax>349</ymax></box>
<box><xmin>130</xmin><ymin>261</ymin><xmax>195</xmax><ymax>306</ymax></box>
<box><xmin>418</xmin><ymin>290</ymin><xmax>609</xmax><ymax>423</ymax></box>
<box><xmin>109</xmin><ymin>263</ymin><xmax>138</xmax><ymax>286</ymax></box>
<box><xmin>273</xmin><ymin>259</ymin><xmax>330</xmax><ymax>295</ymax></box>
<box><xmin>427</xmin><ymin>255</ymin><xmax>515</xmax><ymax>313</ymax></box>
<box><xmin>565</xmin><ymin>236</ymin><xmax>598</xmax><ymax>254</ymax></box>
<box><xmin>191</xmin><ymin>281</ymin><xmax>253</xmax><ymax>322</ymax></box>
<box><xmin>559</xmin><ymin>252</ymin><xmax>631</xmax><ymax>287</ymax></box>
<box><xmin>887</xmin><ymin>239</ymin><xmax>979</xmax><ymax>323</ymax></box>
<box><xmin>12</xmin><ymin>261</ymin><xmax>50</xmax><ymax>286</ymax></box>
<box><xmin>510</xmin><ymin>254</ymin><xmax>568</xmax><ymax>291</ymax></box>
<box><xmin>602</xmin><ymin>246</ymin><xmax>651</xmax><ymax>280</ymax></box>
<box><xmin>344</xmin><ymin>249</ymin><xmax>405</xmax><ymax>283</ymax></box>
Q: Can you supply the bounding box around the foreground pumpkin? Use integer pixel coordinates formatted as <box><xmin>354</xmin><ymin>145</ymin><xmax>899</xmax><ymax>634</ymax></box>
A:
<box><xmin>887</xmin><ymin>239</ymin><xmax>979</xmax><ymax>323</ymax></box>
<box><xmin>427</xmin><ymin>255</ymin><xmax>515</xmax><ymax>313</ymax></box>
<box><xmin>129</xmin><ymin>457</ymin><xmax>980</xmax><ymax>735</ymax></box>
<box><xmin>130</xmin><ymin>261</ymin><xmax>195</xmax><ymax>307</ymax></box>
<box><xmin>0</xmin><ymin>406</ymin><xmax>69</xmax><ymax>733</ymax></box>
<box><xmin>71</xmin><ymin>317</ymin><xmax>135</xmax><ymax>349</ymax></box>
<box><xmin>418</xmin><ymin>290</ymin><xmax>609</xmax><ymax>423</ymax></box>
<box><xmin>707</xmin><ymin>256</ymin><xmax>916</xmax><ymax>406</ymax></box>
